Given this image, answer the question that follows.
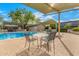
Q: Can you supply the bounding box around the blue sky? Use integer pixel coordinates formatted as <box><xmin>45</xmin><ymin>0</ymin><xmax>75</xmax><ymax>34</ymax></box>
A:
<box><xmin>0</xmin><ymin>3</ymin><xmax>39</xmax><ymax>21</ymax></box>
<box><xmin>0</xmin><ymin>3</ymin><xmax>79</xmax><ymax>22</ymax></box>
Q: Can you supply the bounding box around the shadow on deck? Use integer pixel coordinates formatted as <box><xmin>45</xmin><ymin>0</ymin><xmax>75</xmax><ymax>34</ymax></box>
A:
<box><xmin>58</xmin><ymin>36</ymin><xmax>74</xmax><ymax>56</ymax></box>
<box><xmin>16</xmin><ymin>33</ymin><xmax>75</xmax><ymax>56</ymax></box>
<box><xmin>16</xmin><ymin>46</ymin><xmax>50</xmax><ymax>56</ymax></box>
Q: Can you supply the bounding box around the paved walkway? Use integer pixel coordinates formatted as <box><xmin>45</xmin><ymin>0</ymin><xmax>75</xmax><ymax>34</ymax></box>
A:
<box><xmin>0</xmin><ymin>33</ymin><xmax>79</xmax><ymax>56</ymax></box>
<box><xmin>17</xmin><ymin>32</ymin><xmax>79</xmax><ymax>56</ymax></box>
<box><xmin>57</xmin><ymin>33</ymin><xmax>79</xmax><ymax>56</ymax></box>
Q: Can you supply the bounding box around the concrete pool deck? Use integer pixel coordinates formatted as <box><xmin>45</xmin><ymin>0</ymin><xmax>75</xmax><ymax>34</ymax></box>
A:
<box><xmin>0</xmin><ymin>32</ymin><xmax>79</xmax><ymax>56</ymax></box>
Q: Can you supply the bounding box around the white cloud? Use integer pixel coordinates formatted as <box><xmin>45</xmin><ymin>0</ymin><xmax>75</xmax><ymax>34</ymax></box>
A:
<box><xmin>0</xmin><ymin>10</ymin><xmax>7</xmax><ymax>16</ymax></box>
<box><xmin>39</xmin><ymin>15</ymin><xmax>54</xmax><ymax>21</ymax></box>
<box><xmin>0</xmin><ymin>11</ymin><xmax>4</xmax><ymax>14</ymax></box>
<box><xmin>45</xmin><ymin>15</ymin><xmax>52</xmax><ymax>19</ymax></box>
<box><xmin>4</xmin><ymin>18</ymin><xmax>12</xmax><ymax>22</ymax></box>
<box><xmin>0</xmin><ymin>11</ymin><xmax>3</xmax><ymax>14</ymax></box>
<box><xmin>0</xmin><ymin>10</ymin><xmax>5</xmax><ymax>14</ymax></box>
<box><xmin>33</xmin><ymin>12</ymin><xmax>44</xmax><ymax>18</ymax></box>
<box><xmin>0</xmin><ymin>10</ymin><xmax>11</xmax><ymax>22</ymax></box>
<box><xmin>33</xmin><ymin>12</ymin><xmax>58</xmax><ymax>22</ymax></box>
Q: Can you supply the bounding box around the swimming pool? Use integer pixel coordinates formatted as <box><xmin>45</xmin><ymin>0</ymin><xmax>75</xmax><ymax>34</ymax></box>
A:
<box><xmin>0</xmin><ymin>32</ymin><xmax>37</xmax><ymax>40</ymax></box>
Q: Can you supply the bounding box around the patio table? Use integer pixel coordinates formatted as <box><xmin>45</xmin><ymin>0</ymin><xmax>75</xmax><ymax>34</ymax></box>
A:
<box><xmin>32</xmin><ymin>32</ymin><xmax>49</xmax><ymax>48</ymax></box>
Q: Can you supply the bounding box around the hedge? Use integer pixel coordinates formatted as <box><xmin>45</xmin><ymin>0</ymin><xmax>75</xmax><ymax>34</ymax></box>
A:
<box><xmin>72</xmin><ymin>27</ymin><xmax>79</xmax><ymax>31</ymax></box>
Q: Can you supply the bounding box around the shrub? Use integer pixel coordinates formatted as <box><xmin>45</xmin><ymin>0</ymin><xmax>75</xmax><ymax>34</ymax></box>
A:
<box><xmin>64</xmin><ymin>23</ymin><xmax>72</xmax><ymax>29</ymax></box>
<box><xmin>60</xmin><ymin>29</ymin><xmax>67</xmax><ymax>32</ymax></box>
<box><xmin>50</xmin><ymin>24</ymin><xmax>56</xmax><ymax>29</ymax></box>
<box><xmin>72</xmin><ymin>27</ymin><xmax>79</xmax><ymax>31</ymax></box>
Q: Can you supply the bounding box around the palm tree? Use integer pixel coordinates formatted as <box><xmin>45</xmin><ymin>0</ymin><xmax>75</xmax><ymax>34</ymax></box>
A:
<box><xmin>9</xmin><ymin>8</ymin><xmax>36</xmax><ymax>29</ymax></box>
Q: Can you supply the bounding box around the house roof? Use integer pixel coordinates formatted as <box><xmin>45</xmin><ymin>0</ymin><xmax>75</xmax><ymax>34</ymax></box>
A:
<box><xmin>26</xmin><ymin>19</ymin><xmax>56</xmax><ymax>27</ymax></box>
<box><xmin>4</xmin><ymin>25</ymin><xmax>18</xmax><ymax>27</ymax></box>
<box><xmin>42</xmin><ymin>20</ymin><xmax>56</xmax><ymax>24</ymax></box>
<box><xmin>3</xmin><ymin>22</ymin><xmax>18</xmax><ymax>27</ymax></box>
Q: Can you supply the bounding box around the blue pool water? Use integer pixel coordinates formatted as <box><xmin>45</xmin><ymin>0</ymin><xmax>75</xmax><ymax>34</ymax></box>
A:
<box><xmin>0</xmin><ymin>32</ymin><xmax>37</xmax><ymax>40</ymax></box>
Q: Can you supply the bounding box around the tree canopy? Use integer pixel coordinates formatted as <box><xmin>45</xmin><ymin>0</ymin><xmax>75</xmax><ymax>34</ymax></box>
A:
<box><xmin>0</xmin><ymin>16</ymin><xmax>4</xmax><ymax>25</ymax></box>
<box><xmin>9</xmin><ymin>8</ymin><xmax>36</xmax><ymax>28</ymax></box>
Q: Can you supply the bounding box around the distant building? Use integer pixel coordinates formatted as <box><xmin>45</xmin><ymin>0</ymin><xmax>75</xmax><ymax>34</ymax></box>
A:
<box><xmin>3</xmin><ymin>22</ymin><xmax>18</xmax><ymax>32</ymax></box>
<box><xmin>26</xmin><ymin>23</ymin><xmax>45</xmax><ymax>32</ymax></box>
<box><xmin>26</xmin><ymin>20</ymin><xmax>57</xmax><ymax>32</ymax></box>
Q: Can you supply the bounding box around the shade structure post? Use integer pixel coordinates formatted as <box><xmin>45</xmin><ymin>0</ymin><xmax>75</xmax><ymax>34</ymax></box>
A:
<box><xmin>56</xmin><ymin>22</ymin><xmax>58</xmax><ymax>32</ymax></box>
<box><xmin>58</xmin><ymin>12</ymin><xmax>61</xmax><ymax>37</ymax></box>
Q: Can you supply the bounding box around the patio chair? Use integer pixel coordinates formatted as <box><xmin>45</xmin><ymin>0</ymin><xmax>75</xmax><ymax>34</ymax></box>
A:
<box><xmin>24</xmin><ymin>32</ymin><xmax>39</xmax><ymax>55</ymax></box>
<box><xmin>40</xmin><ymin>31</ymin><xmax>57</xmax><ymax>52</ymax></box>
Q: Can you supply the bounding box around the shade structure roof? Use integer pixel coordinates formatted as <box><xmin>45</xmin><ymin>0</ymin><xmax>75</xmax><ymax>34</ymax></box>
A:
<box><xmin>25</xmin><ymin>3</ymin><xmax>79</xmax><ymax>14</ymax></box>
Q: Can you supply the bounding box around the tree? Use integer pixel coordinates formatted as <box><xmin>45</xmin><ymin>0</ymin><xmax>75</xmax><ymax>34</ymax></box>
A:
<box><xmin>64</xmin><ymin>23</ymin><xmax>72</xmax><ymax>29</ymax></box>
<box><xmin>27</xmin><ymin>17</ymin><xmax>41</xmax><ymax>25</ymax></box>
<box><xmin>0</xmin><ymin>16</ymin><xmax>4</xmax><ymax>29</ymax></box>
<box><xmin>9</xmin><ymin>8</ymin><xmax>36</xmax><ymax>29</ymax></box>
<box><xmin>0</xmin><ymin>16</ymin><xmax>3</xmax><ymax>22</ymax></box>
